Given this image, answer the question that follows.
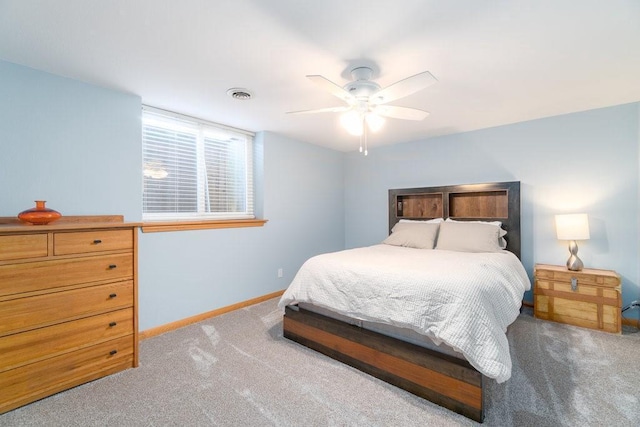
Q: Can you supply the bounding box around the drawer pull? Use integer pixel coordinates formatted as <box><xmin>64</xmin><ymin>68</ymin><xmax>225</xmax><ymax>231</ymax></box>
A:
<box><xmin>109</xmin><ymin>321</ymin><xmax>117</xmax><ymax>327</ymax></box>
<box><xmin>93</xmin><ymin>239</ymin><xmax>102</xmax><ymax>244</ymax></box>
<box><xmin>571</xmin><ymin>277</ymin><xmax>578</xmax><ymax>291</ymax></box>
<box><xmin>108</xmin><ymin>264</ymin><xmax>117</xmax><ymax>269</ymax></box>
<box><xmin>109</xmin><ymin>350</ymin><xmax>118</xmax><ymax>356</ymax></box>
<box><xmin>109</xmin><ymin>293</ymin><xmax>117</xmax><ymax>299</ymax></box>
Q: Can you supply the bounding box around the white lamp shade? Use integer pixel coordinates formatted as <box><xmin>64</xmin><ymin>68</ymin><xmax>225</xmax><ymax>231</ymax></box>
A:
<box><xmin>555</xmin><ymin>213</ymin><xmax>590</xmax><ymax>240</ymax></box>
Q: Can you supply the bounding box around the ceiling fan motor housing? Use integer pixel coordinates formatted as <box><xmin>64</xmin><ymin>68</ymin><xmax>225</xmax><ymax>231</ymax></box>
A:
<box><xmin>344</xmin><ymin>80</ymin><xmax>381</xmax><ymax>99</ymax></box>
<box><xmin>343</xmin><ymin>67</ymin><xmax>380</xmax><ymax>100</ymax></box>
<box><xmin>350</xmin><ymin>66</ymin><xmax>373</xmax><ymax>81</ymax></box>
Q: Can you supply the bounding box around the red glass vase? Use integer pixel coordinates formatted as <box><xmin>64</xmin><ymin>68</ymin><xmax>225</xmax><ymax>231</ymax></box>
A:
<box><xmin>18</xmin><ymin>200</ymin><xmax>62</xmax><ymax>225</ymax></box>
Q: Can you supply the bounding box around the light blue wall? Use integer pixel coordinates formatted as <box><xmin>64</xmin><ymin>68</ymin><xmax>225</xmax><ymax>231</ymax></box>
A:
<box><xmin>0</xmin><ymin>60</ymin><xmax>141</xmax><ymax>218</ymax></box>
<box><xmin>0</xmin><ymin>60</ymin><xmax>345</xmax><ymax>331</ymax></box>
<box><xmin>137</xmin><ymin>131</ymin><xmax>344</xmax><ymax>330</ymax></box>
<box><xmin>344</xmin><ymin>103</ymin><xmax>640</xmax><ymax>317</ymax></box>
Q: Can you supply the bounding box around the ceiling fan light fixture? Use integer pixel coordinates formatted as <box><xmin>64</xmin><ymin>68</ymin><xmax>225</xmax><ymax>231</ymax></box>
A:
<box><xmin>365</xmin><ymin>113</ymin><xmax>385</xmax><ymax>132</ymax></box>
<box><xmin>340</xmin><ymin>111</ymin><xmax>384</xmax><ymax>136</ymax></box>
<box><xmin>340</xmin><ymin>110</ymin><xmax>364</xmax><ymax>136</ymax></box>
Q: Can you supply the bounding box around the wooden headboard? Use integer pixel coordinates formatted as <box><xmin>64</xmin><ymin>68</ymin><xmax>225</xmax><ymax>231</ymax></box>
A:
<box><xmin>388</xmin><ymin>181</ymin><xmax>521</xmax><ymax>259</ymax></box>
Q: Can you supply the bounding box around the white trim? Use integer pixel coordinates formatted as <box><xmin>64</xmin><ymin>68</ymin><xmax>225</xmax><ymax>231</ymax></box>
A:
<box><xmin>142</xmin><ymin>105</ymin><xmax>255</xmax><ymax>137</ymax></box>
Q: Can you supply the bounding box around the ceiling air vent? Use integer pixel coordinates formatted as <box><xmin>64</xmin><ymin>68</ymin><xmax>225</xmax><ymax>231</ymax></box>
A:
<box><xmin>227</xmin><ymin>88</ymin><xmax>253</xmax><ymax>100</ymax></box>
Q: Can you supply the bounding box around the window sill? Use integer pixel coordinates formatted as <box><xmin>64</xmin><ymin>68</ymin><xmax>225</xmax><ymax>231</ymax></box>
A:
<box><xmin>141</xmin><ymin>219</ymin><xmax>268</xmax><ymax>233</ymax></box>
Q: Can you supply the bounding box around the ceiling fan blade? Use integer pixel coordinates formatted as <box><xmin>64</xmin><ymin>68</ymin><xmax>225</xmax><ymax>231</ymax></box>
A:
<box><xmin>374</xmin><ymin>105</ymin><xmax>430</xmax><ymax>121</ymax></box>
<box><xmin>372</xmin><ymin>71</ymin><xmax>437</xmax><ymax>104</ymax></box>
<box><xmin>286</xmin><ymin>106</ymin><xmax>351</xmax><ymax>115</ymax></box>
<box><xmin>307</xmin><ymin>75</ymin><xmax>355</xmax><ymax>103</ymax></box>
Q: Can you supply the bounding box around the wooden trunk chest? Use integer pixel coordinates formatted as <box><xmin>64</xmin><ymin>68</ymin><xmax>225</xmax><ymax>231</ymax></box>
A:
<box><xmin>534</xmin><ymin>264</ymin><xmax>621</xmax><ymax>333</ymax></box>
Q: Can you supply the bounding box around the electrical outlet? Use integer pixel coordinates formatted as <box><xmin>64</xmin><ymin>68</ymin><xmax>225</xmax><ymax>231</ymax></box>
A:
<box><xmin>622</xmin><ymin>300</ymin><xmax>640</xmax><ymax>312</ymax></box>
<box><xmin>277</xmin><ymin>268</ymin><xmax>283</xmax><ymax>278</ymax></box>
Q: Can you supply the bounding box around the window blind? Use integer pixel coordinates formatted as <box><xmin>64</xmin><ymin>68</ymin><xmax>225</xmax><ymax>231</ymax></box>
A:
<box><xmin>142</xmin><ymin>107</ymin><xmax>254</xmax><ymax>221</ymax></box>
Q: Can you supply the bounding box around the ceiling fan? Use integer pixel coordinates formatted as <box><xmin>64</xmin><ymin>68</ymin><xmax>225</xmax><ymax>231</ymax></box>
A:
<box><xmin>288</xmin><ymin>66</ymin><xmax>437</xmax><ymax>154</ymax></box>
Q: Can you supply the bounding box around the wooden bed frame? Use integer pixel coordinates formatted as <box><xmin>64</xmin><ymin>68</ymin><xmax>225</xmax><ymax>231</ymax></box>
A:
<box><xmin>283</xmin><ymin>181</ymin><xmax>521</xmax><ymax>422</ymax></box>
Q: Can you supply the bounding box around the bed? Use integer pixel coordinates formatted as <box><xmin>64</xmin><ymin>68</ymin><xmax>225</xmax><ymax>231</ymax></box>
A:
<box><xmin>279</xmin><ymin>181</ymin><xmax>528</xmax><ymax>422</ymax></box>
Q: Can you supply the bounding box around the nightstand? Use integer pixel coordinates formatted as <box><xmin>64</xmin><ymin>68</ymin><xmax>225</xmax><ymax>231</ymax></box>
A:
<box><xmin>534</xmin><ymin>264</ymin><xmax>621</xmax><ymax>333</ymax></box>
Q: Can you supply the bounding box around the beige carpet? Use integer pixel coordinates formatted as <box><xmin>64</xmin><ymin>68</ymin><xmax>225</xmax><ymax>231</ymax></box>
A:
<box><xmin>1</xmin><ymin>298</ymin><xmax>639</xmax><ymax>426</ymax></box>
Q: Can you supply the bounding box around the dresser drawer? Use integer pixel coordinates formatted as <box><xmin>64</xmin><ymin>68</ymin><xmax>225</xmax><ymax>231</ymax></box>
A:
<box><xmin>0</xmin><ymin>253</ymin><xmax>133</xmax><ymax>297</ymax></box>
<box><xmin>0</xmin><ymin>234</ymin><xmax>48</xmax><ymax>261</ymax></box>
<box><xmin>535</xmin><ymin>266</ymin><xmax>620</xmax><ymax>287</ymax></box>
<box><xmin>54</xmin><ymin>229</ymin><xmax>133</xmax><ymax>255</ymax></box>
<box><xmin>0</xmin><ymin>335</ymin><xmax>134</xmax><ymax>414</ymax></box>
<box><xmin>0</xmin><ymin>308</ymin><xmax>133</xmax><ymax>373</ymax></box>
<box><xmin>536</xmin><ymin>279</ymin><xmax>620</xmax><ymax>299</ymax></box>
<box><xmin>0</xmin><ymin>281</ymin><xmax>133</xmax><ymax>336</ymax></box>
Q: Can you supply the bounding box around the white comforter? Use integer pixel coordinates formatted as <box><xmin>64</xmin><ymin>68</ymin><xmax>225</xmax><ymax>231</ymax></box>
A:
<box><xmin>278</xmin><ymin>244</ymin><xmax>530</xmax><ymax>383</ymax></box>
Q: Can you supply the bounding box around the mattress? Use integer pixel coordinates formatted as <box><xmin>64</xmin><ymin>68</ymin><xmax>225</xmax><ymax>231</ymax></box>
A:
<box><xmin>279</xmin><ymin>244</ymin><xmax>531</xmax><ymax>382</ymax></box>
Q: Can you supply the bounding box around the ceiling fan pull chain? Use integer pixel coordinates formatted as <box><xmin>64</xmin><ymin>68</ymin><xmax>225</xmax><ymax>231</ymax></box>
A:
<box><xmin>363</xmin><ymin>118</ymin><xmax>368</xmax><ymax>156</ymax></box>
<box><xmin>359</xmin><ymin>115</ymin><xmax>364</xmax><ymax>153</ymax></box>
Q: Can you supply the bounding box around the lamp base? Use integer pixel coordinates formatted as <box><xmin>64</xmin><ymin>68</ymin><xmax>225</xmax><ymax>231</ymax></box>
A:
<box><xmin>566</xmin><ymin>240</ymin><xmax>584</xmax><ymax>271</ymax></box>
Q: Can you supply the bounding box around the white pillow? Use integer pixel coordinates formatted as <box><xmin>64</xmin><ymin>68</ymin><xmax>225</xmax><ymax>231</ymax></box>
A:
<box><xmin>435</xmin><ymin>221</ymin><xmax>504</xmax><ymax>253</ymax></box>
<box><xmin>399</xmin><ymin>218</ymin><xmax>444</xmax><ymax>223</ymax></box>
<box><xmin>445</xmin><ymin>218</ymin><xmax>507</xmax><ymax>249</ymax></box>
<box><xmin>383</xmin><ymin>222</ymin><xmax>440</xmax><ymax>249</ymax></box>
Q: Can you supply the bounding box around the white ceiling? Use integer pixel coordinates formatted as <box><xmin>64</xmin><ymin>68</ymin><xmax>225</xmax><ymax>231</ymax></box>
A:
<box><xmin>1</xmin><ymin>0</ymin><xmax>639</xmax><ymax>152</ymax></box>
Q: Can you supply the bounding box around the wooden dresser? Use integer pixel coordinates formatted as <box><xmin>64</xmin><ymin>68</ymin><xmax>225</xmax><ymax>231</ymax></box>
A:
<box><xmin>0</xmin><ymin>215</ymin><xmax>140</xmax><ymax>413</ymax></box>
<box><xmin>534</xmin><ymin>263</ymin><xmax>621</xmax><ymax>333</ymax></box>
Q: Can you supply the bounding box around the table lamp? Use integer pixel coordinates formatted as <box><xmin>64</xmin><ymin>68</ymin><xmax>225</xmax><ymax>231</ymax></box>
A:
<box><xmin>555</xmin><ymin>213</ymin><xmax>590</xmax><ymax>271</ymax></box>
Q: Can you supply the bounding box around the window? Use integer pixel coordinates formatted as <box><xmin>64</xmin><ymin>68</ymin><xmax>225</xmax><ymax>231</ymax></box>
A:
<box><xmin>142</xmin><ymin>106</ymin><xmax>255</xmax><ymax>224</ymax></box>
